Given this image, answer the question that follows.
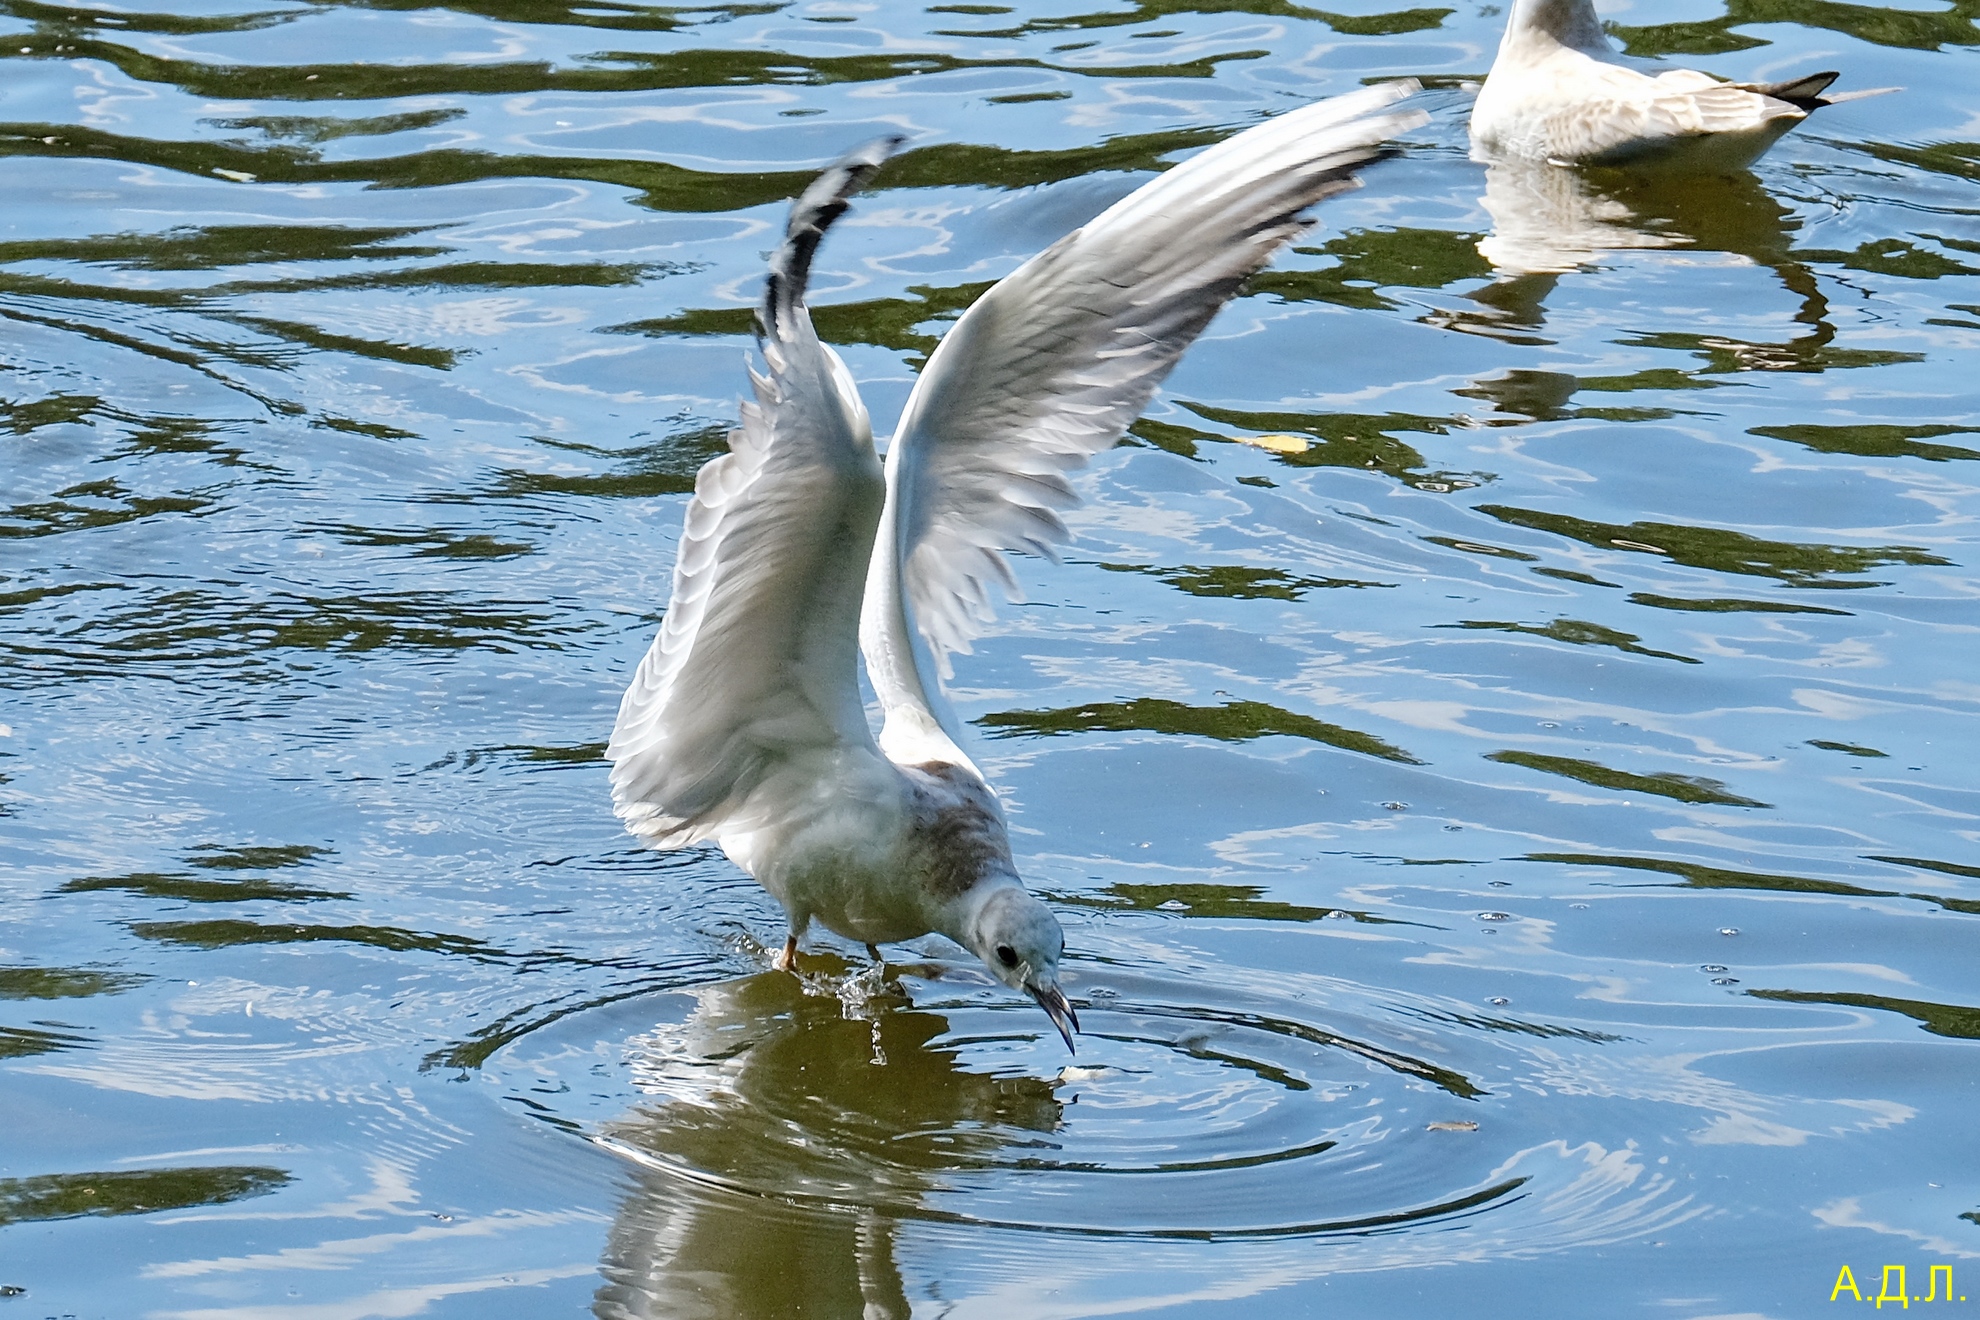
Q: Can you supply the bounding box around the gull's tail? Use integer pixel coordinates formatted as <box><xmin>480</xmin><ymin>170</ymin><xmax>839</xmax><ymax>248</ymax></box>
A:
<box><xmin>763</xmin><ymin>136</ymin><xmax>905</xmax><ymax>343</ymax></box>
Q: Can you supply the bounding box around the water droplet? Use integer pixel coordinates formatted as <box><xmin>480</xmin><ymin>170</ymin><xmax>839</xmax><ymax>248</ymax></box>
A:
<box><xmin>1719</xmin><ymin>927</ymin><xmax>1739</xmax><ymax>936</ymax></box>
<box><xmin>1569</xmin><ymin>902</ymin><xmax>1589</xmax><ymax>909</ymax></box>
<box><xmin>1478</xmin><ymin>911</ymin><xmax>1512</xmax><ymax>922</ymax></box>
<box><xmin>1700</xmin><ymin>965</ymin><xmax>1727</xmax><ymax>974</ymax></box>
<box><xmin>1489</xmin><ymin>880</ymin><xmax>1511</xmax><ymax>887</ymax></box>
<box><xmin>1087</xmin><ymin>986</ymin><xmax>1118</xmax><ymax>1002</ymax></box>
<box><xmin>1156</xmin><ymin>899</ymin><xmax>1188</xmax><ymax>912</ymax></box>
<box><xmin>1711</xmin><ymin>977</ymin><xmax>1739</xmax><ymax>985</ymax></box>
<box><xmin>1487</xmin><ymin>996</ymin><xmax>1509</xmax><ymax>1006</ymax></box>
<box><xmin>1382</xmin><ymin>801</ymin><xmax>1409</xmax><ymax>811</ymax></box>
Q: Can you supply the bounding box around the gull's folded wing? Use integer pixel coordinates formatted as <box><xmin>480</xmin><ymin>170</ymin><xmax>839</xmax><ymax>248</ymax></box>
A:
<box><xmin>859</xmin><ymin>81</ymin><xmax>1427</xmax><ymax>761</ymax></box>
<box><xmin>608</xmin><ymin>140</ymin><xmax>898</xmax><ymax>847</ymax></box>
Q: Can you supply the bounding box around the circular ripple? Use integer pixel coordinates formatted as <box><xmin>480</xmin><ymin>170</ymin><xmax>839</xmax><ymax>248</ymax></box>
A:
<box><xmin>489</xmin><ymin>959</ymin><xmax>1697</xmax><ymax>1248</ymax></box>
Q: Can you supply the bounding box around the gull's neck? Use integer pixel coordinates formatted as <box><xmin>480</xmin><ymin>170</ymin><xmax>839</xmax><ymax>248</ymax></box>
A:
<box><xmin>1499</xmin><ymin>0</ymin><xmax>1613</xmax><ymax>61</ymax></box>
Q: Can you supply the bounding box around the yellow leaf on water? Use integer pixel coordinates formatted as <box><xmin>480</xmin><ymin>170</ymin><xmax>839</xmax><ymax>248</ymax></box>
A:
<box><xmin>1425</xmin><ymin>1120</ymin><xmax>1479</xmax><ymax>1132</ymax></box>
<box><xmin>1236</xmin><ymin>433</ymin><xmax>1311</xmax><ymax>454</ymax></box>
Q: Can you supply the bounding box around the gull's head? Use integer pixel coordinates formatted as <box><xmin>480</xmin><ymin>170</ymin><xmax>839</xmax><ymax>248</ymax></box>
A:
<box><xmin>968</xmin><ymin>885</ymin><xmax>1078</xmax><ymax>1053</ymax></box>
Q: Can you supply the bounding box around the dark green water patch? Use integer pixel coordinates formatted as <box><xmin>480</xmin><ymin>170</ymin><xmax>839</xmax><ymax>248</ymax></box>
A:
<box><xmin>1181</xmin><ymin>403</ymin><xmax>1462</xmax><ymax>484</ymax></box>
<box><xmin>1</xmin><ymin>481</ymin><xmax>211</xmax><ymax>541</ymax></box>
<box><xmin>1444</xmin><ymin>618</ymin><xmax>1699</xmax><ymax>664</ymax></box>
<box><xmin>1629</xmin><ymin>593</ymin><xmax>1851</xmax><ymax>616</ymax></box>
<box><xmin>1612</xmin><ymin>0</ymin><xmax>1980</xmax><ymax>54</ymax></box>
<box><xmin>1607</xmin><ymin>18</ymin><xmax>1769</xmax><ymax>56</ymax></box>
<box><xmin>207</xmin><ymin>107</ymin><xmax>468</xmax><ymax>145</ymax></box>
<box><xmin>1424</xmin><ymin>536</ymin><xmax>1536</xmax><ymax>562</ymax></box>
<box><xmin>1747</xmin><ymin>990</ymin><xmax>1980</xmax><ymax>1041</ymax></box>
<box><xmin>1747</xmin><ymin>423</ymin><xmax>1980</xmax><ymax>462</ymax></box>
<box><xmin>1476</xmin><ymin>505</ymin><xmax>1950</xmax><ymax>586</ymax></box>
<box><xmin>0</xmin><ymin>966</ymin><xmax>146</xmax><ymax>999</ymax></box>
<box><xmin>0</xmin><ymin>40</ymin><xmax>1263</xmax><ymax>124</ymax></box>
<box><xmin>0</xmin><ymin>391</ymin><xmax>101</xmax><ymax>435</ymax></box>
<box><xmin>1532</xmin><ymin>567</ymin><xmax>1620</xmax><ymax>587</ymax></box>
<box><xmin>1851</xmin><ymin>139</ymin><xmax>1980</xmax><ymax>185</ymax></box>
<box><xmin>1455</xmin><ymin>368</ymin><xmax>1717</xmax><ymax>423</ymax></box>
<box><xmin>481</xmin><ymin>427</ymin><xmax>731</xmax><ymax>502</ymax></box>
<box><xmin>612</xmin><ymin>280</ymin><xmax>995</xmax><ymax>364</ymax></box>
<box><xmin>420</xmin><ymin>742</ymin><xmax>607</xmax><ymax>774</ymax></box>
<box><xmin>186</xmin><ymin>844</ymin><xmax>331</xmax><ymax>871</ymax></box>
<box><xmin>1795</xmin><ymin>238</ymin><xmax>1979</xmax><ymax>281</ymax></box>
<box><xmin>932</xmin><ymin>2</ymin><xmax>1451</xmax><ymax>40</ymax></box>
<box><xmin>232</xmin><ymin>314</ymin><xmax>459</xmax><ymax>370</ymax></box>
<box><xmin>0</xmin><ymin>1024</ymin><xmax>91</xmax><ymax>1059</ymax></box>
<box><xmin>71</xmin><ymin>586</ymin><xmax>581</xmax><ymax>661</ymax></box>
<box><xmin>129</xmin><ymin>919</ymin><xmax>517</xmax><ymax>961</ymax></box>
<box><xmin>1255</xmin><ymin>226</ymin><xmax>1490</xmax><ymax>311</ymax></box>
<box><xmin>1096</xmin><ymin>562</ymin><xmax>1393</xmax><ymax>599</ymax></box>
<box><xmin>1524</xmin><ymin>852</ymin><xmax>1980</xmax><ymax>916</ymax></box>
<box><xmin>1618</xmin><ymin>331</ymin><xmax>1924</xmax><ymax>376</ymax></box>
<box><xmin>1488</xmin><ymin>753</ymin><xmax>1770</xmax><ymax>807</ymax></box>
<box><xmin>1866</xmin><ymin>855</ymin><xmax>1980</xmax><ymax>882</ymax></box>
<box><xmin>1400</xmin><ymin>1005</ymin><xmax>1625</xmax><ymax>1044</ymax></box>
<box><xmin>315</xmin><ymin>526</ymin><xmax>537</xmax><ymax>560</ymax></box>
<box><xmin>978</xmin><ymin>698</ymin><xmax>1424</xmax><ymax>763</ymax></box>
<box><xmin>61</xmin><ymin>872</ymin><xmax>352</xmax><ymax>904</ymax></box>
<box><xmin>1807</xmin><ymin>740</ymin><xmax>1887</xmax><ymax>757</ymax></box>
<box><xmin>0</xmin><ymin>1166</ymin><xmax>292</xmax><ymax>1226</ymax></box>
<box><xmin>0</xmin><ymin>222</ymin><xmax>445</xmax><ymax>272</ymax></box>
<box><xmin>1060</xmin><ymin>881</ymin><xmax>1412</xmax><ymax>925</ymax></box>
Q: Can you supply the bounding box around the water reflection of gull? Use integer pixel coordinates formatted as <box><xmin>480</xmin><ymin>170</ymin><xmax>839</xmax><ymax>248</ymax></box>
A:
<box><xmin>593</xmin><ymin>970</ymin><xmax>1062</xmax><ymax>1319</ymax></box>
<box><xmin>580</xmin><ymin>969</ymin><xmax>1704</xmax><ymax>1318</ymax></box>
<box><xmin>1463</xmin><ymin>161</ymin><xmax>1828</xmax><ymax>341</ymax></box>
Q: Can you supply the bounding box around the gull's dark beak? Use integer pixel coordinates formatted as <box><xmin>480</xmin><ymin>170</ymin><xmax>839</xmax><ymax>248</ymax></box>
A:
<box><xmin>1027</xmin><ymin>982</ymin><xmax>1080</xmax><ymax>1054</ymax></box>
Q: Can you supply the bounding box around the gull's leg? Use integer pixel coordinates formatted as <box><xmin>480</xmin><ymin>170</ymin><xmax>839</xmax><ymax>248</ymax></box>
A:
<box><xmin>775</xmin><ymin>934</ymin><xmax>799</xmax><ymax>972</ymax></box>
<box><xmin>866</xmin><ymin>943</ymin><xmax>883</xmax><ymax>963</ymax></box>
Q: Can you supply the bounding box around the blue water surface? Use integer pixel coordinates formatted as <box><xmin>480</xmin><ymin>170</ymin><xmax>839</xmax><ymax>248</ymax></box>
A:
<box><xmin>2</xmin><ymin>0</ymin><xmax>1978</xmax><ymax>1315</ymax></box>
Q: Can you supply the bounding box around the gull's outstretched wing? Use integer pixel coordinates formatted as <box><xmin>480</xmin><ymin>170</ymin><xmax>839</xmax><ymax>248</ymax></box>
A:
<box><xmin>859</xmin><ymin>81</ymin><xmax>1426</xmax><ymax>763</ymax></box>
<box><xmin>608</xmin><ymin>138</ymin><xmax>900</xmax><ymax>848</ymax></box>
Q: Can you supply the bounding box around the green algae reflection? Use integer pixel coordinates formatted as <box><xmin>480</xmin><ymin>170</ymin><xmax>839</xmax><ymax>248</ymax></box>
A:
<box><xmin>1488</xmin><ymin>752</ymin><xmax>1770</xmax><ymax>808</ymax></box>
<box><xmin>1748</xmin><ymin>423</ymin><xmax>1980</xmax><ymax>463</ymax></box>
<box><xmin>0</xmin><ymin>966</ymin><xmax>145</xmax><ymax>1000</ymax></box>
<box><xmin>978</xmin><ymin>698</ymin><xmax>1423</xmax><ymax>764</ymax></box>
<box><xmin>1060</xmin><ymin>881</ymin><xmax>1416</xmax><ymax>925</ymax></box>
<box><xmin>1477</xmin><ymin>505</ymin><xmax>1949</xmax><ymax>587</ymax></box>
<box><xmin>1096</xmin><ymin>562</ymin><xmax>1393</xmax><ymax>599</ymax></box>
<box><xmin>0</xmin><ymin>1166</ymin><xmax>291</xmax><ymax>1226</ymax></box>
<box><xmin>1747</xmin><ymin>990</ymin><xmax>1980</xmax><ymax>1041</ymax></box>
<box><xmin>1446</xmin><ymin>618</ymin><xmax>1699</xmax><ymax>664</ymax></box>
<box><xmin>1522</xmin><ymin>852</ymin><xmax>1980</xmax><ymax>917</ymax></box>
<box><xmin>60</xmin><ymin>872</ymin><xmax>352</xmax><ymax>903</ymax></box>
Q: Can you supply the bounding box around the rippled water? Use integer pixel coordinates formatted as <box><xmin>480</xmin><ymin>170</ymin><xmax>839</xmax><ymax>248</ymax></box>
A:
<box><xmin>4</xmin><ymin>0</ymin><xmax>1978</xmax><ymax>1314</ymax></box>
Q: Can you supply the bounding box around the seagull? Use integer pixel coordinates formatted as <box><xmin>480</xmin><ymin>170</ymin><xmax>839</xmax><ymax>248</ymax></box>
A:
<box><xmin>606</xmin><ymin>82</ymin><xmax>1426</xmax><ymax>1053</ymax></box>
<box><xmin>1469</xmin><ymin>0</ymin><xmax>1887</xmax><ymax>169</ymax></box>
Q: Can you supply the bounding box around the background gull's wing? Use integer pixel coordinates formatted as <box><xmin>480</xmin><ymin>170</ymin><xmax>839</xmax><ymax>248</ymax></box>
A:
<box><xmin>607</xmin><ymin>139</ymin><xmax>899</xmax><ymax>848</ymax></box>
<box><xmin>858</xmin><ymin>82</ymin><xmax>1427</xmax><ymax>765</ymax></box>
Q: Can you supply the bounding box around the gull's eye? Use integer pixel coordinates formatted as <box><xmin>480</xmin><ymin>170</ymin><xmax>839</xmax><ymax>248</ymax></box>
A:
<box><xmin>996</xmin><ymin>944</ymin><xmax>1019</xmax><ymax>968</ymax></box>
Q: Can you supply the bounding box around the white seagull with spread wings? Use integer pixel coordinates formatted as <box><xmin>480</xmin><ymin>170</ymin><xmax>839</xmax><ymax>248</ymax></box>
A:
<box><xmin>1470</xmin><ymin>0</ymin><xmax>1888</xmax><ymax>169</ymax></box>
<box><xmin>606</xmin><ymin>82</ymin><xmax>1426</xmax><ymax>1052</ymax></box>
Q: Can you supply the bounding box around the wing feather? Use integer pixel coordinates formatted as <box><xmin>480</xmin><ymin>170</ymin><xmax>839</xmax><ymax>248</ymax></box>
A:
<box><xmin>608</xmin><ymin>139</ymin><xmax>898</xmax><ymax>848</ymax></box>
<box><xmin>858</xmin><ymin>82</ymin><xmax>1426</xmax><ymax>760</ymax></box>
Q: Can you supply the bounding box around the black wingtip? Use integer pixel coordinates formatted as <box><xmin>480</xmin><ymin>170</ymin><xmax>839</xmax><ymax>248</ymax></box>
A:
<box><xmin>1751</xmin><ymin>70</ymin><xmax>1842</xmax><ymax>110</ymax></box>
<box><xmin>762</xmin><ymin>134</ymin><xmax>908</xmax><ymax>341</ymax></box>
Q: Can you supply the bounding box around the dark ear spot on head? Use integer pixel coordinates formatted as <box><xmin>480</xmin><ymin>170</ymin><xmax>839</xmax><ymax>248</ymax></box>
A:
<box><xmin>996</xmin><ymin>944</ymin><xmax>1019</xmax><ymax>968</ymax></box>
